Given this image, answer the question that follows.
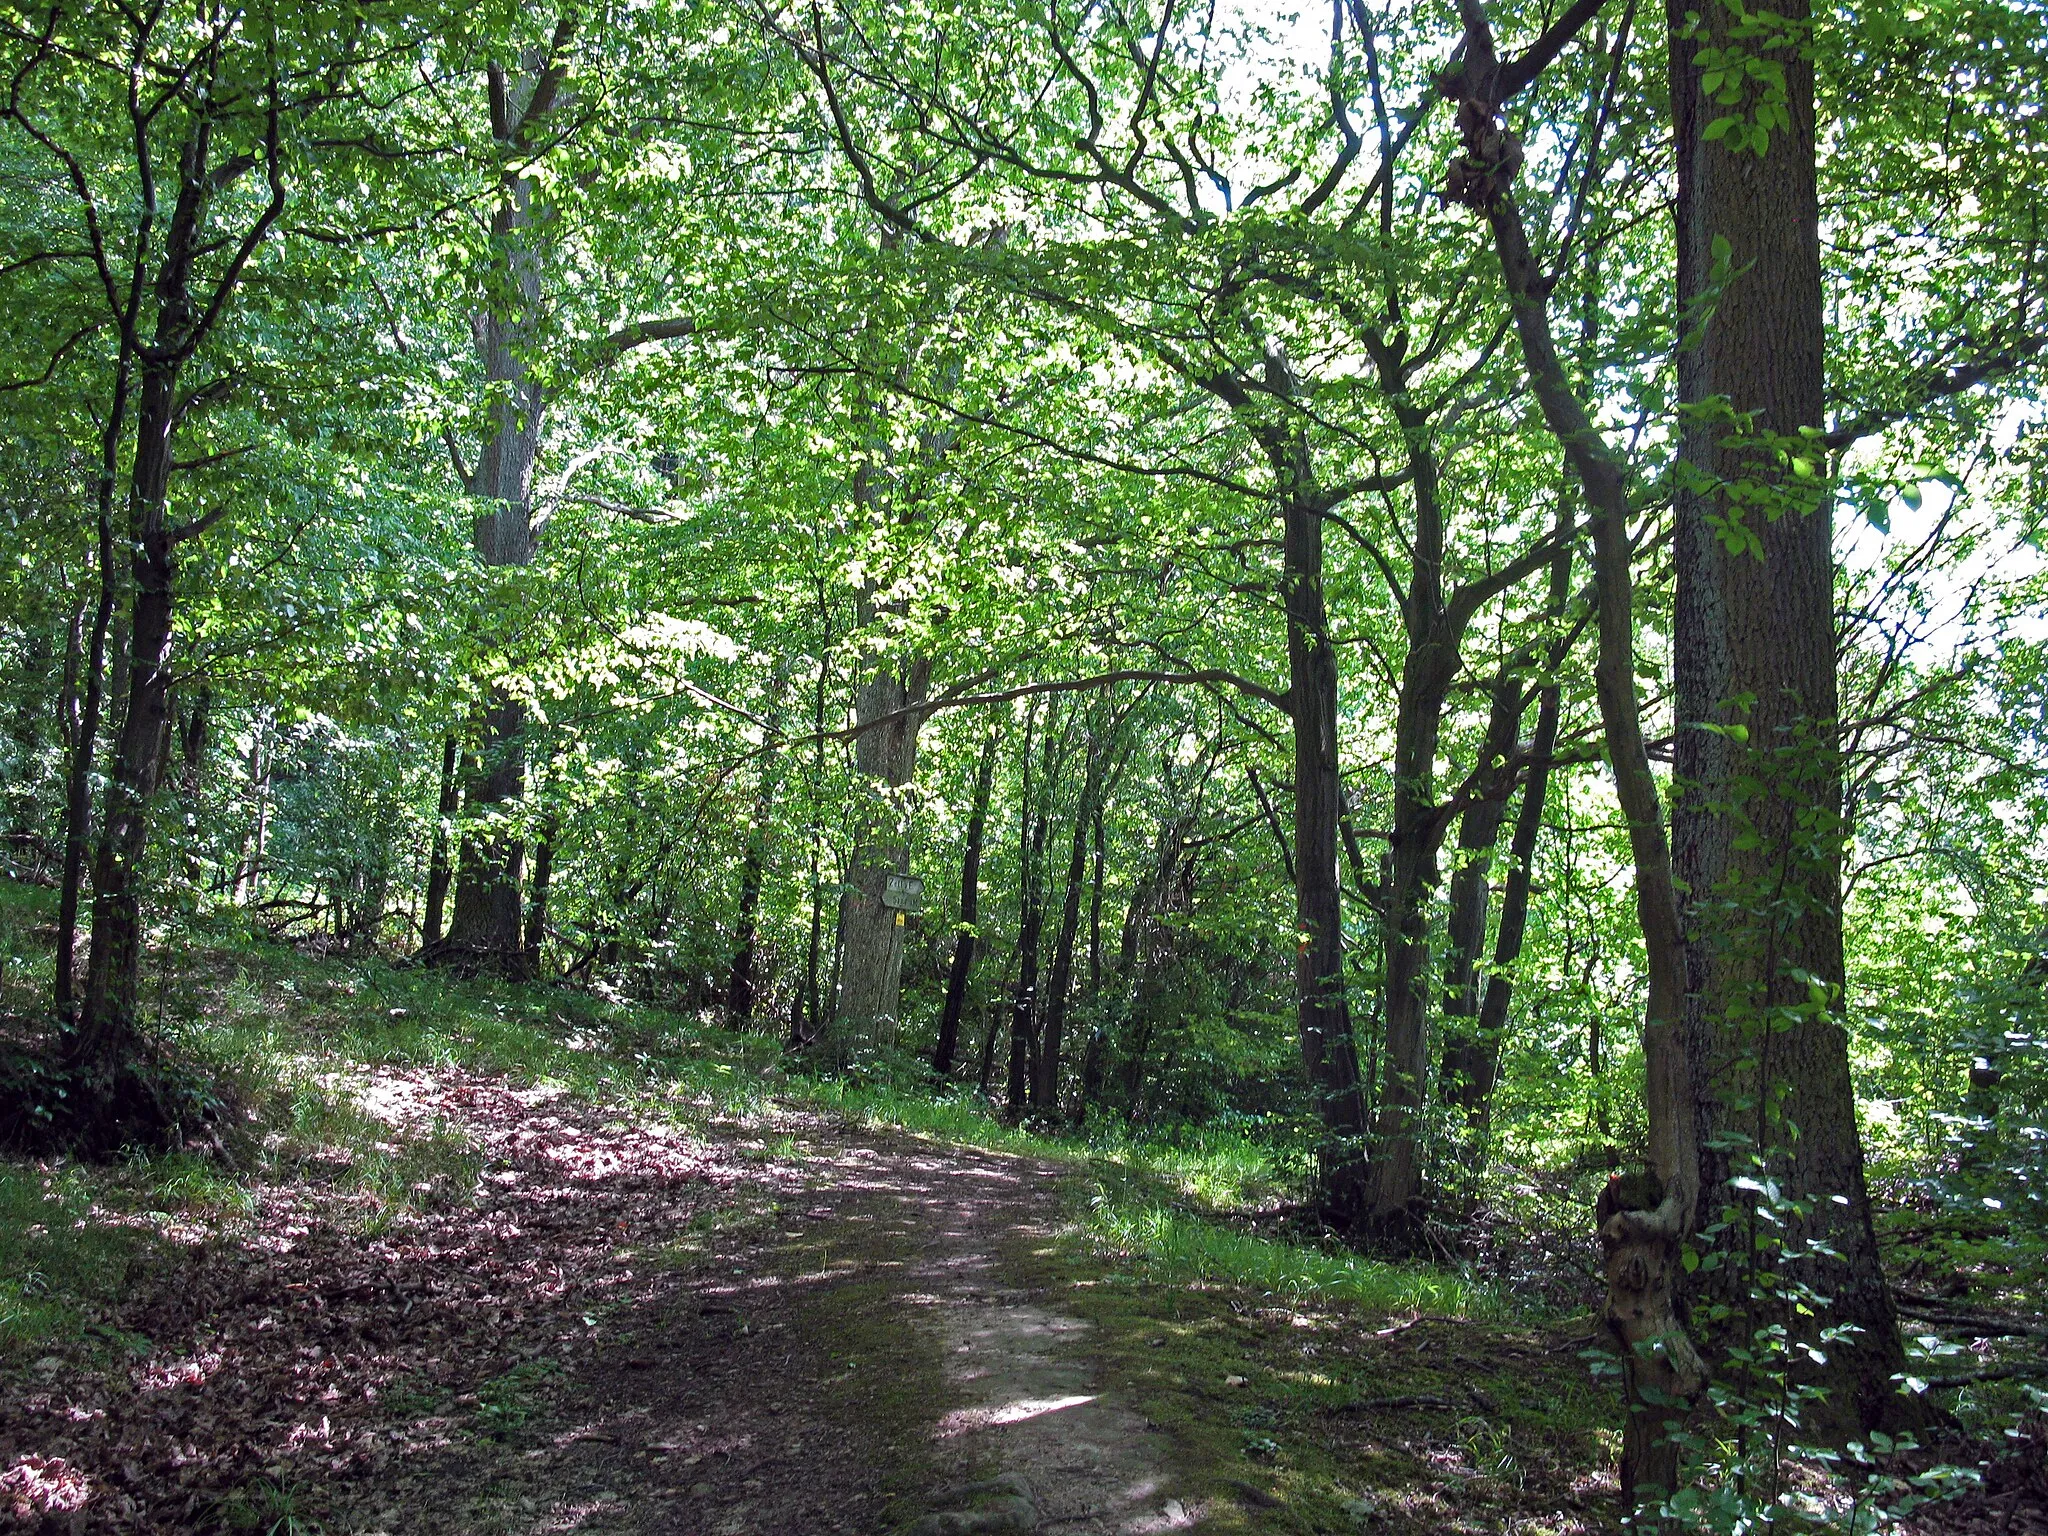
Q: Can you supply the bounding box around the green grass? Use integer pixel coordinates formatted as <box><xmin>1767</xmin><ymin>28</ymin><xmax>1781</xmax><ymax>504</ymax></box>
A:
<box><xmin>1076</xmin><ymin>1189</ymin><xmax>1503</xmax><ymax>1318</ymax></box>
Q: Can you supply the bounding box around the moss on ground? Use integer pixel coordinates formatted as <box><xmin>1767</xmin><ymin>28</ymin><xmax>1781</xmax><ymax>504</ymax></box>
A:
<box><xmin>997</xmin><ymin>1189</ymin><xmax>1622</xmax><ymax>1535</ymax></box>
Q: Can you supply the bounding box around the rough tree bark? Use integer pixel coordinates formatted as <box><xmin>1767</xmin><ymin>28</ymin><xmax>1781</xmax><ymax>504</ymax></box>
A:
<box><xmin>1668</xmin><ymin>0</ymin><xmax>1912</xmax><ymax>1435</ymax></box>
<box><xmin>827</xmin><ymin>651</ymin><xmax>931</xmax><ymax>1059</ymax></box>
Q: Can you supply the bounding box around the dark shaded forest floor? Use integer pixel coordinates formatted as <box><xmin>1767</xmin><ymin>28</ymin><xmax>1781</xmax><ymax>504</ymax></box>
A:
<box><xmin>1</xmin><ymin>891</ymin><xmax>2043</xmax><ymax>1534</ymax></box>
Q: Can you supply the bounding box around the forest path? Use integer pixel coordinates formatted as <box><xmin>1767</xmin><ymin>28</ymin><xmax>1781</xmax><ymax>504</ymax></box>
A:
<box><xmin>314</xmin><ymin>1091</ymin><xmax>1205</xmax><ymax>1536</ymax></box>
<box><xmin>796</xmin><ymin>1137</ymin><xmax>1197</xmax><ymax>1536</ymax></box>
<box><xmin>550</xmin><ymin>1121</ymin><xmax>1202</xmax><ymax>1536</ymax></box>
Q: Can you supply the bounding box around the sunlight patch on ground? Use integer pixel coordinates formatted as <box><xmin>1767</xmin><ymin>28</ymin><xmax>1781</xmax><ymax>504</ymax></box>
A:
<box><xmin>936</xmin><ymin>1392</ymin><xmax>1097</xmax><ymax>1434</ymax></box>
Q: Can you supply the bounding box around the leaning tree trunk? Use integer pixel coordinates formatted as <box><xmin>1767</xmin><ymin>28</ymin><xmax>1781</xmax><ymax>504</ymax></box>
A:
<box><xmin>1668</xmin><ymin>0</ymin><xmax>1912</xmax><ymax>1437</ymax></box>
<box><xmin>934</xmin><ymin>722</ymin><xmax>999</xmax><ymax>1075</ymax></box>
<box><xmin>1462</xmin><ymin>78</ymin><xmax>1705</xmax><ymax>1507</ymax></box>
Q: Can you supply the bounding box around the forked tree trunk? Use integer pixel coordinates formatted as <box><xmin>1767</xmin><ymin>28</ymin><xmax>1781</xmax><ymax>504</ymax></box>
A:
<box><xmin>1668</xmin><ymin>0</ymin><xmax>1912</xmax><ymax>1436</ymax></box>
<box><xmin>934</xmin><ymin>722</ymin><xmax>999</xmax><ymax>1075</ymax></box>
<box><xmin>1280</xmin><ymin>480</ymin><xmax>1373</xmax><ymax>1222</ymax></box>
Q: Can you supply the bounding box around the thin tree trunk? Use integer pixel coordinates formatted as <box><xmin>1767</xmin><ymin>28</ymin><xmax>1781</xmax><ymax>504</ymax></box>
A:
<box><xmin>421</xmin><ymin>734</ymin><xmax>459</xmax><ymax>949</ymax></box>
<box><xmin>1005</xmin><ymin>709</ymin><xmax>1056</xmax><ymax>1118</ymax></box>
<box><xmin>55</xmin><ymin>342</ymin><xmax>130</xmax><ymax>1021</ymax></box>
<box><xmin>76</xmin><ymin>347</ymin><xmax>184</xmax><ymax>1060</ymax></box>
<box><xmin>1465</xmin><ymin>655</ymin><xmax>1564</xmax><ymax>1150</ymax></box>
<box><xmin>935</xmin><ymin>722</ymin><xmax>1000</xmax><ymax>1075</ymax></box>
<box><xmin>1033</xmin><ymin>727</ymin><xmax>1108</xmax><ymax>1116</ymax></box>
<box><xmin>1436</xmin><ymin>669</ymin><xmax>1524</xmax><ymax>1139</ymax></box>
<box><xmin>523</xmin><ymin>804</ymin><xmax>555</xmax><ymax>978</ymax></box>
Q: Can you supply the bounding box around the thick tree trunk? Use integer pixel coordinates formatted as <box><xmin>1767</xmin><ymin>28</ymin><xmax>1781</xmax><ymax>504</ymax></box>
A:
<box><xmin>421</xmin><ymin>734</ymin><xmax>459</xmax><ymax>949</ymax></box>
<box><xmin>1668</xmin><ymin>0</ymin><xmax>1911</xmax><ymax>1437</ymax></box>
<box><xmin>934</xmin><ymin>723</ymin><xmax>999</xmax><ymax>1075</ymax></box>
<box><xmin>827</xmin><ymin>656</ymin><xmax>930</xmax><ymax>1060</ymax></box>
<box><xmin>443</xmin><ymin>697</ymin><xmax>528</xmax><ymax>973</ymax></box>
<box><xmin>438</xmin><ymin>46</ymin><xmax>567</xmax><ymax>975</ymax></box>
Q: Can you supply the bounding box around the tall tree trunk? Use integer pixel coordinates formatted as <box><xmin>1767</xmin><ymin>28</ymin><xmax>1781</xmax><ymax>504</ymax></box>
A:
<box><xmin>1463</xmin><ymin>65</ymin><xmax>1705</xmax><ymax>1503</ymax></box>
<box><xmin>421</xmin><ymin>734</ymin><xmax>460</xmax><ymax>949</ymax></box>
<box><xmin>55</xmin><ymin>344</ymin><xmax>130</xmax><ymax>1020</ymax></box>
<box><xmin>1074</xmin><ymin>805</ymin><xmax>1109</xmax><ymax>1123</ymax></box>
<box><xmin>1005</xmin><ymin>703</ymin><xmax>1055</xmax><ymax>1117</ymax></box>
<box><xmin>439</xmin><ymin>39</ymin><xmax>575</xmax><ymax>975</ymax></box>
<box><xmin>1032</xmin><ymin>733</ymin><xmax>1104</xmax><ymax>1117</ymax></box>
<box><xmin>934</xmin><ymin>722</ymin><xmax>1000</xmax><ymax>1075</ymax></box>
<box><xmin>1359</xmin><ymin>385</ymin><xmax>1466</xmax><ymax>1238</ymax></box>
<box><xmin>76</xmin><ymin>351</ymin><xmax>183</xmax><ymax>1062</ymax></box>
<box><xmin>1281</xmin><ymin>482</ymin><xmax>1373</xmax><ymax>1222</ymax></box>
<box><xmin>1668</xmin><ymin>0</ymin><xmax>1910</xmax><ymax>1437</ymax></box>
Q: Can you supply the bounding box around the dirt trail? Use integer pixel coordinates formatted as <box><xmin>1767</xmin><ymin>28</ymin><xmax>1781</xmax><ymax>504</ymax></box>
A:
<box><xmin>0</xmin><ymin>1069</ymin><xmax>1195</xmax><ymax>1536</ymax></box>
<box><xmin>525</xmin><ymin>1128</ymin><xmax>1200</xmax><ymax>1536</ymax></box>
<box><xmin>815</xmin><ymin>1141</ymin><xmax>1197</xmax><ymax>1535</ymax></box>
